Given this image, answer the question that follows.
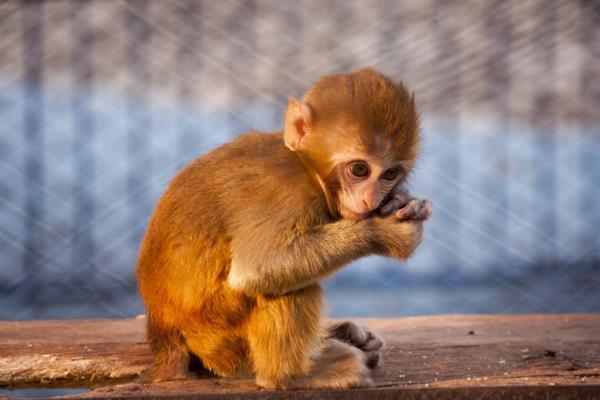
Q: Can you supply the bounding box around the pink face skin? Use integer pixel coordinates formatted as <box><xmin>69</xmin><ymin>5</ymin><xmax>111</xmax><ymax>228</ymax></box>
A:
<box><xmin>337</xmin><ymin>158</ymin><xmax>405</xmax><ymax>221</ymax></box>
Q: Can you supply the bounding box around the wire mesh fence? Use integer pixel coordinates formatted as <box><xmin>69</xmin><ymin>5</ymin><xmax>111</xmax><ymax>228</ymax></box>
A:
<box><xmin>0</xmin><ymin>0</ymin><xmax>599</xmax><ymax>319</ymax></box>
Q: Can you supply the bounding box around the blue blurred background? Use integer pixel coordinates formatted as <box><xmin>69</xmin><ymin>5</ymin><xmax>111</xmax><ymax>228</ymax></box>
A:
<box><xmin>1</xmin><ymin>0</ymin><xmax>599</xmax><ymax>320</ymax></box>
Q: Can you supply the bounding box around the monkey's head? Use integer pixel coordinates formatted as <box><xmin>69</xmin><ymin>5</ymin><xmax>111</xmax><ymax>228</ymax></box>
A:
<box><xmin>284</xmin><ymin>68</ymin><xmax>419</xmax><ymax>221</ymax></box>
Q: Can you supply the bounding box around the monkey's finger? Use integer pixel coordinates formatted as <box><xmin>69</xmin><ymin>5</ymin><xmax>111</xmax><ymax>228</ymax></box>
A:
<box><xmin>395</xmin><ymin>199</ymin><xmax>432</xmax><ymax>221</ymax></box>
<box><xmin>394</xmin><ymin>199</ymin><xmax>420</xmax><ymax>221</ymax></box>
<box><xmin>380</xmin><ymin>195</ymin><xmax>411</xmax><ymax>216</ymax></box>
<box><xmin>380</xmin><ymin>199</ymin><xmax>401</xmax><ymax>216</ymax></box>
<box><xmin>411</xmin><ymin>199</ymin><xmax>433</xmax><ymax>221</ymax></box>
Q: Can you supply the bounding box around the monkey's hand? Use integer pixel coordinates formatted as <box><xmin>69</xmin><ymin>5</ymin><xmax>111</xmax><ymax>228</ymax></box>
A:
<box><xmin>379</xmin><ymin>186</ymin><xmax>412</xmax><ymax>216</ymax></box>
<box><xmin>379</xmin><ymin>186</ymin><xmax>432</xmax><ymax>222</ymax></box>
<box><xmin>394</xmin><ymin>198</ymin><xmax>432</xmax><ymax>222</ymax></box>
<box><xmin>370</xmin><ymin>198</ymin><xmax>431</xmax><ymax>260</ymax></box>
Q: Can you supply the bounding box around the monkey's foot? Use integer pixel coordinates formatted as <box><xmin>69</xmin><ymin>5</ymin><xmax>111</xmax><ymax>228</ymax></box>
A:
<box><xmin>256</xmin><ymin>338</ymin><xmax>372</xmax><ymax>390</ymax></box>
<box><xmin>137</xmin><ymin>365</ymin><xmax>194</xmax><ymax>383</ymax></box>
<box><xmin>328</xmin><ymin>321</ymin><xmax>384</xmax><ymax>368</ymax></box>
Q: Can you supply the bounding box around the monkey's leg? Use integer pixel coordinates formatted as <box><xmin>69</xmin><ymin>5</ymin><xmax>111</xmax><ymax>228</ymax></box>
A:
<box><xmin>328</xmin><ymin>321</ymin><xmax>384</xmax><ymax>369</ymax></box>
<box><xmin>140</xmin><ymin>316</ymin><xmax>191</xmax><ymax>382</ymax></box>
<box><xmin>247</xmin><ymin>285</ymin><xmax>372</xmax><ymax>389</ymax></box>
<box><xmin>185</xmin><ymin>331</ymin><xmax>250</xmax><ymax>378</ymax></box>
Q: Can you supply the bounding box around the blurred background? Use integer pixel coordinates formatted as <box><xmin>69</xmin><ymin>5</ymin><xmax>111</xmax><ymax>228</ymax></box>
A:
<box><xmin>0</xmin><ymin>0</ymin><xmax>599</xmax><ymax>320</ymax></box>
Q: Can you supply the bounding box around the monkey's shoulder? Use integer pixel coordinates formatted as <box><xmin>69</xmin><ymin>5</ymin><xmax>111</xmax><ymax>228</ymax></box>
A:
<box><xmin>173</xmin><ymin>131</ymin><xmax>328</xmax><ymax>223</ymax></box>
<box><xmin>214</xmin><ymin>131</ymin><xmax>297</xmax><ymax>169</ymax></box>
<box><xmin>202</xmin><ymin>131</ymin><xmax>312</xmax><ymax>186</ymax></box>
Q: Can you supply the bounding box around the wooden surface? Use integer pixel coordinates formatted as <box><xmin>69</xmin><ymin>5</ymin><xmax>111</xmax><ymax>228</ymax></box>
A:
<box><xmin>0</xmin><ymin>314</ymin><xmax>599</xmax><ymax>399</ymax></box>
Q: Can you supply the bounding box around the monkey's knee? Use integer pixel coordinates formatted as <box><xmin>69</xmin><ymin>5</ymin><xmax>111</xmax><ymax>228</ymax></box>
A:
<box><xmin>247</xmin><ymin>285</ymin><xmax>324</xmax><ymax>388</ymax></box>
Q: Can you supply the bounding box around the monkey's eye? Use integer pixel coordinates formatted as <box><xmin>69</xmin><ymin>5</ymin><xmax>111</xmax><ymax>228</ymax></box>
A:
<box><xmin>349</xmin><ymin>161</ymin><xmax>370</xmax><ymax>178</ymax></box>
<box><xmin>382</xmin><ymin>167</ymin><xmax>400</xmax><ymax>181</ymax></box>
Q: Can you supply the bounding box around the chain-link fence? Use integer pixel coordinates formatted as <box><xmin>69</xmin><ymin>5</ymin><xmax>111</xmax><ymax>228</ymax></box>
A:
<box><xmin>1</xmin><ymin>0</ymin><xmax>599</xmax><ymax>319</ymax></box>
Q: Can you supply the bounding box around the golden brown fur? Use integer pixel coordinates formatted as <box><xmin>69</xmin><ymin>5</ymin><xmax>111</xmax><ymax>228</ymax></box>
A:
<box><xmin>301</xmin><ymin>69</ymin><xmax>419</xmax><ymax>177</ymax></box>
<box><xmin>137</xmin><ymin>68</ymin><xmax>430</xmax><ymax>389</ymax></box>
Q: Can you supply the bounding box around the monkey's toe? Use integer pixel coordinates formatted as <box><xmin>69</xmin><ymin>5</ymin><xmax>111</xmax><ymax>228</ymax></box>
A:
<box><xmin>332</xmin><ymin>321</ymin><xmax>383</xmax><ymax>369</ymax></box>
<box><xmin>361</xmin><ymin>330</ymin><xmax>383</xmax><ymax>369</ymax></box>
<box><xmin>361</xmin><ymin>329</ymin><xmax>384</xmax><ymax>351</ymax></box>
<box><xmin>365</xmin><ymin>350</ymin><xmax>381</xmax><ymax>369</ymax></box>
<box><xmin>329</xmin><ymin>321</ymin><xmax>384</xmax><ymax>353</ymax></box>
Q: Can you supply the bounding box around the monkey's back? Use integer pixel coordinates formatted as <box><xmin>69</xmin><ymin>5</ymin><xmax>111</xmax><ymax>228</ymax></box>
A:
<box><xmin>136</xmin><ymin>131</ymin><xmax>329</xmax><ymax>357</ymax></box>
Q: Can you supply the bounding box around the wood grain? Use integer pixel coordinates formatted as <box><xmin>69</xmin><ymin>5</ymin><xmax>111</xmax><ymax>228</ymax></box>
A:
<box><xmin>0</xmin><ymin>314</ymin><xmax>599</xmax><ymax>399</ymax></box>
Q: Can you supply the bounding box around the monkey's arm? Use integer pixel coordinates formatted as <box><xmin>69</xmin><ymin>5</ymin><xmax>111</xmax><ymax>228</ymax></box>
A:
<box><xmin>227</xmin><ymin>215</ymin><xmax>423</xmax><ymax>296</ymax></box>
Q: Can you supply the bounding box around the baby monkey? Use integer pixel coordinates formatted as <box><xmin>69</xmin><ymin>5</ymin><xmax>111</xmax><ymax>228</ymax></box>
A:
<box><xmin>137</xmin><ymin>68</ymin><xmax>431</xmax><ymax>389</ymax></box>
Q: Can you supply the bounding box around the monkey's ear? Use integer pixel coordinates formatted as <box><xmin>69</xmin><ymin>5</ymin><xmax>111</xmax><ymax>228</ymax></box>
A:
<box><xmin>284</xmin><ymin>97</ymin><xmax>313</xmax><ymax>152</ymax></box>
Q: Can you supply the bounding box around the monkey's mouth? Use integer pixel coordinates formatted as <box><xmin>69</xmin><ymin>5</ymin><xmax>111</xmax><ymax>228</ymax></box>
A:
<box><xmin>339</xmin><ymin>207</ymin><xmax>372</xmax><ymax>221</ymax></box>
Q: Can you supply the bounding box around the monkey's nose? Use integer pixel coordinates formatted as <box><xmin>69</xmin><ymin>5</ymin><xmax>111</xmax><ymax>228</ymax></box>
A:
<box><xmin>362</xmin><ymin>198</ymin><xmax>377</xmax><ymax>212</ymax></box>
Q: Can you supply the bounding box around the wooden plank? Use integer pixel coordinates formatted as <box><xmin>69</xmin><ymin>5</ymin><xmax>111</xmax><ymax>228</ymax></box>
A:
<box><xmin>0</xmin><ymin>314</ymin><xmax>599</xmax><ymax>399</ymax></box>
